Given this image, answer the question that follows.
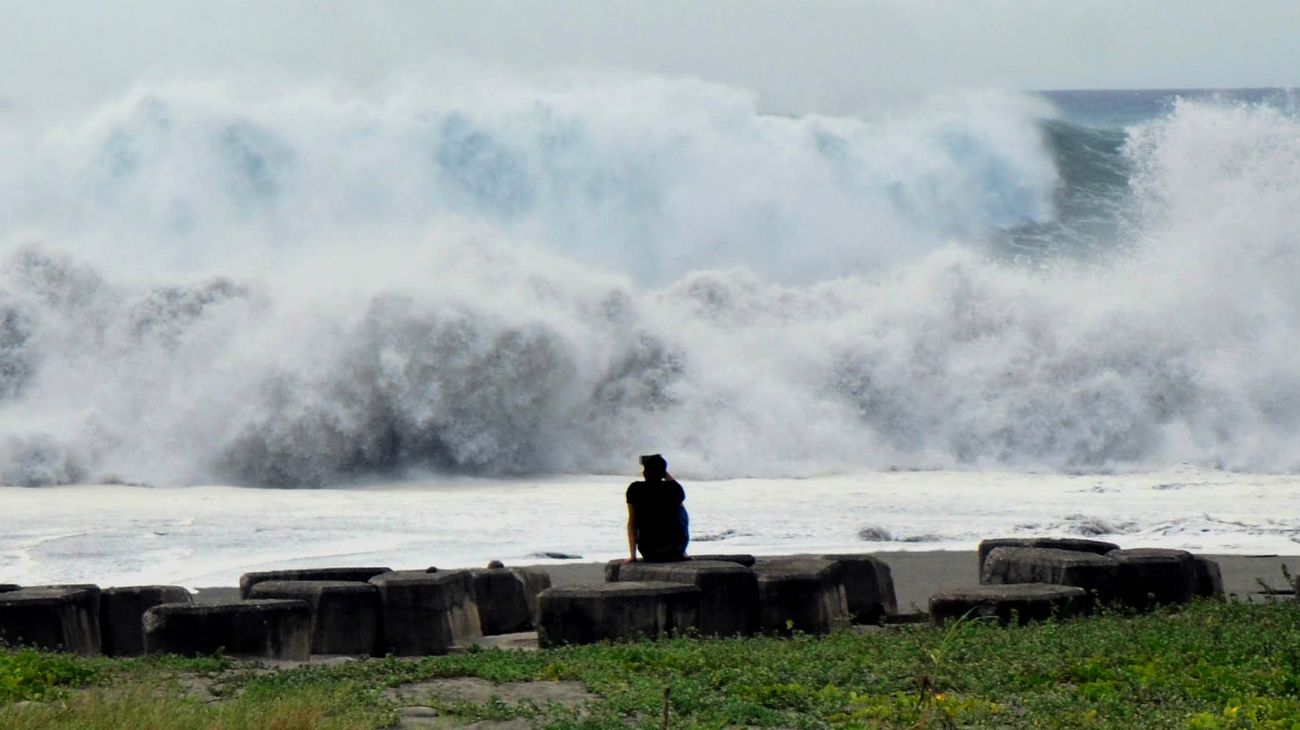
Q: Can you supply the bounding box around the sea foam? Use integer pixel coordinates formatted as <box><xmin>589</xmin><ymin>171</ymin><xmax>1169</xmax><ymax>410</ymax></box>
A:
<box><xmin>1</xmin><ymin>78</ymin><xmax>1299</xmax><ymax>486</ymax></box>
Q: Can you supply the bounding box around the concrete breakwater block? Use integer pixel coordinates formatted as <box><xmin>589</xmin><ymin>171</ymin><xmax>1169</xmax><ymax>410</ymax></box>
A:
<box><xmin>537</xmin><ymin>582</ymin><xmax>700</xmax><ymax>647</ymax></box>
<box><xmin>1108</xmin><ymin>548</ymin><xmax>1197</xmax><ymax>611</ymax></box>
<box><xmin>618</xmin><ymin>560</ymin><xmax>759</xmax><ymax>637</ymax></box>
<box><xmin>753</xmin><ymin>558</ymin><xmax>849</xmax><ymax>636</ymax></box>
<box><xmin>978</xmin><ymin>538</ymin><xmax>1121</xmax><ymax>574</ymax></box>
<box><xmin>512</xmin><ymin>568</ymin><xmax>552</xmax><ymax>626</ymax></box>
<box><xmin>248</xmin><ymin>581</ymin><xmax>380</xmax><ymax>656</ymax></box>
<box><xmin>603</xmin><ymin>560</ymin><xmax>624</xmax><ymax>583</ymax></box>
<box><xmin>100</xmin><ymin>586</ymin><xmax>192</xmax><ymax>656</ymax></box>
<box><xmin>467</xmin><ymin>567</ymin><xmax>551</xmax><ymax>636</ymax></box>
<box><xmin>982</xmin><ymin>547</ymin><xmax>1118</xmax><ymax>603</ymax></box>
<box><xmin>0</xmin><ymin>586</ymin><xmax>102</xmax><ymax>655</ymax></box>
<box><xmin>238</xmin><ymin>567</ymin><xmax>392</xmax><ymax>599</ymax></box>
<box><xmin>930</xmin><ymin>584</ymin><xmax>1089</xmax><ymax>626</ymax></box>
<box><xmin>821</xmin><ymin>554</ymin><xmax>898</xmax><ymax>625</ymax></box>
<box><xmin>690</xmin><ymin>554</ymin><xmax>758</xmax><ymax>567</ymax></box>
<box><xmin>142</xmin><ymin>599</ymin><xmax>311</xmax><ymax>660</ymax></box>
<box><xmin>369</xmin><ymin>570</ymin><xmax>481</xmax><ymax>656</ymax></box>
<box><xmin>1192</xmin><ymin>556</ymin><xmax>1225</xmax><ymax>599</ymax></box>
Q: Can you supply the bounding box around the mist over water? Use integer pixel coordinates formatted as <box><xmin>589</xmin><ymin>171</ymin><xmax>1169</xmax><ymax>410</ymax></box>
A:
<box><xmin>2</xmin><ymin>77</ymin><xmax>1299</xmax><ymax>486</ymax></box>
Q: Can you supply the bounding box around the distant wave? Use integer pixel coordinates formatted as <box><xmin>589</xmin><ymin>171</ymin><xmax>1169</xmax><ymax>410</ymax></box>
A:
<box><xmin>2</xmin><ymin>78</ymin><xmax>1300</xmax><ymax>485</ymax></box>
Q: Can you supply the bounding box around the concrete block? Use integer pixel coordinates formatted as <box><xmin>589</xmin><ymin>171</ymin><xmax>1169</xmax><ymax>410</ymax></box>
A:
<box><xmin>821</xmin><ymin>554</ymin><xmax>898</xmax><ymax>624</ymax></box>
<box><xmin>982</xmin><ymin>547</ymin><xmax>1118</xmax><ymax>603</ymax></box>
<box><xmin>536</xmin><ymin>582</ymin><xmax>699</xmax><ymax>647</ymax></box>
<box><xmin>100</xmin><ymin>586</ymin><xmax>192</xmax><ymax>656</ymax></box>
<box><xmin>0</xmin><ymin>586</ymin><xmax>101</xmax><ymax>655</ymax></box>
<box><xmin>690</xmin><ymin>554</ymin><xmax>757</xmax><ymax>567</ymax></box>
<box><xmin>512</xmin><ymin>568</ymin><xmax>552</xmax><ymax>629</ymax></box>
<box><xmin>369</xmin><ymin>570</ymin><xmax>481</xmax><ymax>656</ymax></box>
<box><xmin>467</xmin><ymin>568</ymin><xmax>552</xmax><ymax>635</ymax></box>
<box><xmin>142</xmin><ymin>599</ymin><xmax>312</xmax><ymax>659</ymax></box>
<box><xmin>618</xmin><ymin>560</ymin><xmax>759</xmax><ymax>636</ymax></box>
<box><xmin>1191</xmin><ymin>556</ymin><xmax>1225</xmax><ymax>599</ymax></box>
<box><xmin>238</xmin><ymin>567</ymin><xmax>391</xmax><ymax>599</ymax></box>
<box><xmin>1108</xmin><ymin>548</ymin><xmax>1197</xmax><ymax>610</ymax></box>
<box><xmin>603</xmin><ymin>560</ymin><xmax>624</xmax><ymax>582</ymax></box>
<box><xmin>753</xmin><ymin>558</ymin><xmax>849</xmax><ymax>635</ymax></box>
<box><xmin>248</xmin><ymin>581</ymin><xmax>380</xmax><ymax>655</ymax></box>
<box><xmin>978</xmin><ymin>538</ymin><xmax>1120</xmax><ymax>575</ymax></box>
<box><xmin>930</xmin><ymin>584</ymin><xmax>1089</xmax><ymax>626</ymax></box>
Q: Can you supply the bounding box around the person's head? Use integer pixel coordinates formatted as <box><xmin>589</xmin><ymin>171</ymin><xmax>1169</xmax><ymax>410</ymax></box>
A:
<box><xmin>639</xmin><ymin>453</ymin><xmax>668</xmax><ymax>481</ymax></box>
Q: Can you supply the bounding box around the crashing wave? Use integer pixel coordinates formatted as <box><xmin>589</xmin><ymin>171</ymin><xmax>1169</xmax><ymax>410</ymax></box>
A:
<box><xmin>2</xmin><ymin>80</ymin><xmax>1300</xmax><ymax>486</ymax></box>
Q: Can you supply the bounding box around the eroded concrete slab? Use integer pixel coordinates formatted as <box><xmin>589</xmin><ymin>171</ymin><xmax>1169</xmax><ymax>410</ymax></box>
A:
<box><xmin>386</xmin><ymin>676</ymin><xmax>595</xmax><ymax>708</ymax></box>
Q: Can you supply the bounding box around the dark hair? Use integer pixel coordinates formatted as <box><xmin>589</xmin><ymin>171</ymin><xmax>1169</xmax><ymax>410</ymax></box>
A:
<box><xmin>639</xmin><ymin>453</ymin><xmax>668</xmax><ymax>478</ymax></box>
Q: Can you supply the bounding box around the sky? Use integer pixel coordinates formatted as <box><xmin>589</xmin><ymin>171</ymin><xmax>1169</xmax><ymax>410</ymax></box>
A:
<box><xmin>1</xmin><ymin>0</ymin><xmax>1298</xmax><ymax>117</ymax></box>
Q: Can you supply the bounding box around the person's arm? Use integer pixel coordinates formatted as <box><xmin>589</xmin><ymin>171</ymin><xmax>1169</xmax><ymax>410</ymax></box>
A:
<box><xmin>626</xmin><ymin>504</ymin><xmax>638</xmax><ymax>561</ymax></box>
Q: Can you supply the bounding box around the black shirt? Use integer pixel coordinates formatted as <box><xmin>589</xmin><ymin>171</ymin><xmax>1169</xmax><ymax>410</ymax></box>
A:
<box><xmin>626</xmin><ymin>479</ymin><xmax>687</xmax><ymax>560</ymax></box>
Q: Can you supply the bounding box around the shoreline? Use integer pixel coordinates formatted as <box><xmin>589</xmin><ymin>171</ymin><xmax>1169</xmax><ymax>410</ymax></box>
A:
<box><xmin>6</xmin><ymin>469</ymin><xmax>1300</xmax><ymax>588</ymax></box>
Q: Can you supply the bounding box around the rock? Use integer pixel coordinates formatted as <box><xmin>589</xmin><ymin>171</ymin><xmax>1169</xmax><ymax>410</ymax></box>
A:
<box><xmin>930</xmin><ymin>584</ymin><xmax>1089</xmax><ymax>626</ymax></box>
<box><xmin>142</xmin><ymin>599</ymin><xmax>312</xmax><ymax>660</ymax></box>
<box><xmin>982</xmin><ymin>547</ymin><xmax>1118</xmax><ymax>603</ymax></box>
<box><xmin>0</xmin><ymin>586</ymin><xmax>101</xmax><ymax>655</ymax></box>
<box><xmin>238</xmin><ymin>567</ymin><xmax>392</xmax><ymax>599</ymax></box>
<box><xmin>530</xmin><ymin>552</ymin><xmax>582</xmax><ymax>560</ymax></box>
<box><xmin>857</xmin><ymin>527</ymin><xmax>893</xmax><ymax>542</ymax></box>
<box><xmin>978</xmin><ymin>538</ymin><xmax>1121</xmax><ymax>575</ymax></box>
<box><xmin>690</xmin><ymin>554</ymin><xmax>757</xmax><ymax>567</ymax></box>
<box><xmin>486</xmin><ymin>560</ymin><xmax>505</xmax><ymax>569</ymax></box>
<box><xmin>0</xmin><ymin>584</ymin><xmax>19</xmax><ymax>593</ymax></box>
<box><xmin>752</xmin><ymin>558</ymin><xmax>849</xmax><ymax>635</ymax></box>
<box><xmin>618</xmin><ymin>560</ymin><xmax>759</xmax><ymax>636</ymax></box>
<box><xmin>100</xmin><ymin>585</ymin><xmax>192</xmax><ymax>656</ymax></box>
<box><xmin>536</xmin><ymin>582</ymin><xmax>699</xmax><ymax>647</ymax></box>
<box><xmin>1108</xmin><ymin>548</ymin><xmax>1197</xmax><ymax>611</ymax></box>
<box><xmin>821</xmin><ymin>554</ymin><xmax>898</xmax><ymax>624</ymax></box>
<box><xmin>1191</xmin><ymin>556</ymin><xmax>1225</xmax><ymax>599</ymax></box>
<box><xmin>248</xmin><ymin>581</ymin><xmax>381</xmax><ymax>655</ymax></box>
<box><xmin>467</xmin><ymin>567</ymin><xmax>551</xmax><ymax>635</ymax></box>
<box><xmin>369</xmin><ymin>570</ymin><xmax>482</xmax><ymax>656</ymax></box>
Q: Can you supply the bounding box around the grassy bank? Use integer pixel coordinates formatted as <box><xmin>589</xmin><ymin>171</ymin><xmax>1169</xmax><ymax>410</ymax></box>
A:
<box><xmin>2</xmin><ymin>599</ymin><xmax>1299</xmax><ymax>729</ymax></box>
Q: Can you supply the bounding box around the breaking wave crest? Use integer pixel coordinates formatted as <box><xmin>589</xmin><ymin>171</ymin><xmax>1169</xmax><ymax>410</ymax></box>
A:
<box><xmin>2</xmin><ymin>79</ymin><xmax>1299</xmax><ymax>486</ymax></box>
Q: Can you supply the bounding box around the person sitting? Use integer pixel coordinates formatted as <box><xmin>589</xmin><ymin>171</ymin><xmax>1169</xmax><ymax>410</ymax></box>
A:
<box><xmin>625</xmin><ymin>453</ymin><xmax>689</xmax><ymax>562</ymax></box>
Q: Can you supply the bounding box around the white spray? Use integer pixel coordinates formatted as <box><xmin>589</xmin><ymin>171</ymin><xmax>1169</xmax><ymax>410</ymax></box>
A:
<box><xmin>1</xmin><ymin>78</ymin><xmax>1297</xmax><ymax>485</ymax></box>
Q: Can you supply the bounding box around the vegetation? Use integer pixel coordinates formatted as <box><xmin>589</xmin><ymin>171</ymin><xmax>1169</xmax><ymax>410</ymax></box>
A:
<box><xmin>1</xmin><ymin>599</ymin><xmax>1298</xmax><ymax>728</ymax></box>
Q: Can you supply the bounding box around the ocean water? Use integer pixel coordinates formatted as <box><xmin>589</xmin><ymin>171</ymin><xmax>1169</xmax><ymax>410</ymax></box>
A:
<box><xmin>4</xmin><ymin>468</ymin><xmax>1299</xmax><ymax>588</ymax></box>
<box><xmin>3</xmin><ymin>80</ymin><xmax>1300</xmax><ymax>581</ymax></box>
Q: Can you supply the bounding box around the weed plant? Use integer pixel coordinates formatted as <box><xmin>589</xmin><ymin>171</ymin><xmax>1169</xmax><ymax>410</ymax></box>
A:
<box><xmin>0</xmin><ymin>599</ymin><xmax>1297</xmax><ymax>728</ymax></box>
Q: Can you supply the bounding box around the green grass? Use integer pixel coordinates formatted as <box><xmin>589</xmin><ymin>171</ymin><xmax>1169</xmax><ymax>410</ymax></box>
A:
<box><xmin>2</xmin><ymin>599</ymin><xmax>1299</xmax><ymax>728</ymax></box>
